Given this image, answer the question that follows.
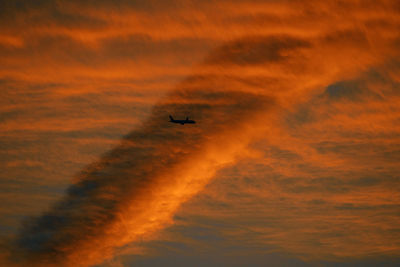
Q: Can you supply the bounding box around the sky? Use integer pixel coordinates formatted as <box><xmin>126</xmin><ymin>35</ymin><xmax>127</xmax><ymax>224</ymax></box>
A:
<box><xmin>0</xmin><ymin>0</ymin><xmax>399</xmax><ymax>266</ymax></box>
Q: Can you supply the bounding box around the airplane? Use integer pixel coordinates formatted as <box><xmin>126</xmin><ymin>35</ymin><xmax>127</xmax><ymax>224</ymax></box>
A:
<box><xmin>169</xmin><ymin>115</ymin><xmax>196</xmax><ymax>125</ymax></box>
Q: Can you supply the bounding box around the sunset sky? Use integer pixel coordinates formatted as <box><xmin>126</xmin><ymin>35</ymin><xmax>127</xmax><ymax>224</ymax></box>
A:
<box><xmin>1</xmin><ymin>0</ymin><xmax>400</xmax><ymax>266</ymax></box>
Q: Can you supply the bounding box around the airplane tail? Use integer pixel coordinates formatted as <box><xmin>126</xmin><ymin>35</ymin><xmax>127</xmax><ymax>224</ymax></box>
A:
<box><xmin>169</xmin><ymin>115</ymin><xmax>174</xmax><ymax>121</ymax></box>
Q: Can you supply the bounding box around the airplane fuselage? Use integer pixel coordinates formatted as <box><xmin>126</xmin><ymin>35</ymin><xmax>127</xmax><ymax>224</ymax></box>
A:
<box><xmin>169</xmin><ymin>115</ymin><xmax>195</xmax><ymax>125</ymax></box>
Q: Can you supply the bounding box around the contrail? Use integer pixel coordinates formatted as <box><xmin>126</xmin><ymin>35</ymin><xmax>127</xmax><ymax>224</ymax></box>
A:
<box><xmin>5</xmin><ymin>42</ymin><xmax>274</xmax><ymax>266</ymax></box>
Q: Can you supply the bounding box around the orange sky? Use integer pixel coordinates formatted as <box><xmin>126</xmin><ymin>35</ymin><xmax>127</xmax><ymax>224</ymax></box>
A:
<box><xmin>1</xmin><ymin>1</ymin><xmax>399</xmax><ymax>266</ymax></box>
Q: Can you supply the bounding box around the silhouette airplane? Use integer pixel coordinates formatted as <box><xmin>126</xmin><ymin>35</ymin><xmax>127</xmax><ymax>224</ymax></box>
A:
<box><xmin>169</xmin><ymin>115</ymin><xmax>196</xmax><ymax>125</ymax></box>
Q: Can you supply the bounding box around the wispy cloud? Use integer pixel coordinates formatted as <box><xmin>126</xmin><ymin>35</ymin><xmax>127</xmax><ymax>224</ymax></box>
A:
<box><xmin>4</xmin><ymin>69</ymin><xmax>273</xmax><ymax>266</ymax></box>
<box><xmin>1</xmin><ymin>0</ymin><xmax>399</xmax><ymax>266</ymax></box>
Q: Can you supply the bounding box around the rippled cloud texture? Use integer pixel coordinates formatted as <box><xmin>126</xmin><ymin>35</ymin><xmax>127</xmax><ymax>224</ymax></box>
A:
<box><xmin>0</xmin><ymin>0</ymin><xmax>399</xmax><ymax>266</ymax></box>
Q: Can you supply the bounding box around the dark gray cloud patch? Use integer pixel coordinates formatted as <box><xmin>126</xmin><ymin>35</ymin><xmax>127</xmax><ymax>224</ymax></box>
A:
<box><xmin>324</xmin><ymin>80</ymin><xmax>382</xmax><ymax>101</ymax></box>
<box><xmin>285</xmin><ymin>67</ymin><xmax>399</xmax><ymax>129</ymax></box>
<box><xmin>205</xmin><ymin>35</ymin><xmax>310</xmax><ymax>65</ymax></box>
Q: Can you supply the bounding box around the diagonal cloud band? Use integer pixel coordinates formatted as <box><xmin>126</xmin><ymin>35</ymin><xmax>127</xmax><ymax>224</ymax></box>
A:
<box><xmin>6</xmin><ymin>55</ymin><xmax>274</xmax><ymax>266</ymax></box>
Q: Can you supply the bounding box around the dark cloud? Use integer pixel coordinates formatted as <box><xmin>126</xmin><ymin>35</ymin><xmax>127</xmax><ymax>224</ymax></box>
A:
<box><xmin>324</xmin><ymin>80</ymin><xmax>382</xmax><ymax>101</ymax></box>
<box><xmin>286</xmin><ymin>67</ymin><xmax>400</xmax><ymax>129</ymax></box>
<box><xmin>206</xmin><ymin>35</ymin><xmax>310</xmax><ymax>65</ymax></box>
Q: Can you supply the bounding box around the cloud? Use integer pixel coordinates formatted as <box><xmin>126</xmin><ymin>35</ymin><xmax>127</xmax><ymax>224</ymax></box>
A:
<box><xmin>1</xmin><ymin>0</ymin><xmax>399</xmax><ymax>266</ymax></box>
<box><xmin>205</xmin><ymin>35</ymin><xmax>310</xmax><ymax>65</ymax></box>
<box><xmin>152</xmin><ymin>65</ymin><xmax>400</xmax><ymax>263</ymax></box>
<box><xmin>3</xmin><ymin>68</ymin><xmax>273</xmax><ymax>266</ymax></box>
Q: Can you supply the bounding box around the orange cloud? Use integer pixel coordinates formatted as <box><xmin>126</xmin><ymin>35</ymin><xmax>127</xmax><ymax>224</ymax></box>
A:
<box><xmin>159</xmin><ymin>64</ymin><xmax>400</xmax><ymax>263</ymax></box>
<box><xmin>4</xmin><ymin>81</ymin><xmax>273</xmax><ymax>266</ymax></box>
<box><xmin>1</xmin><ymin>0</ymin><xmax>399</xmax><ymax>266</ymax></box>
